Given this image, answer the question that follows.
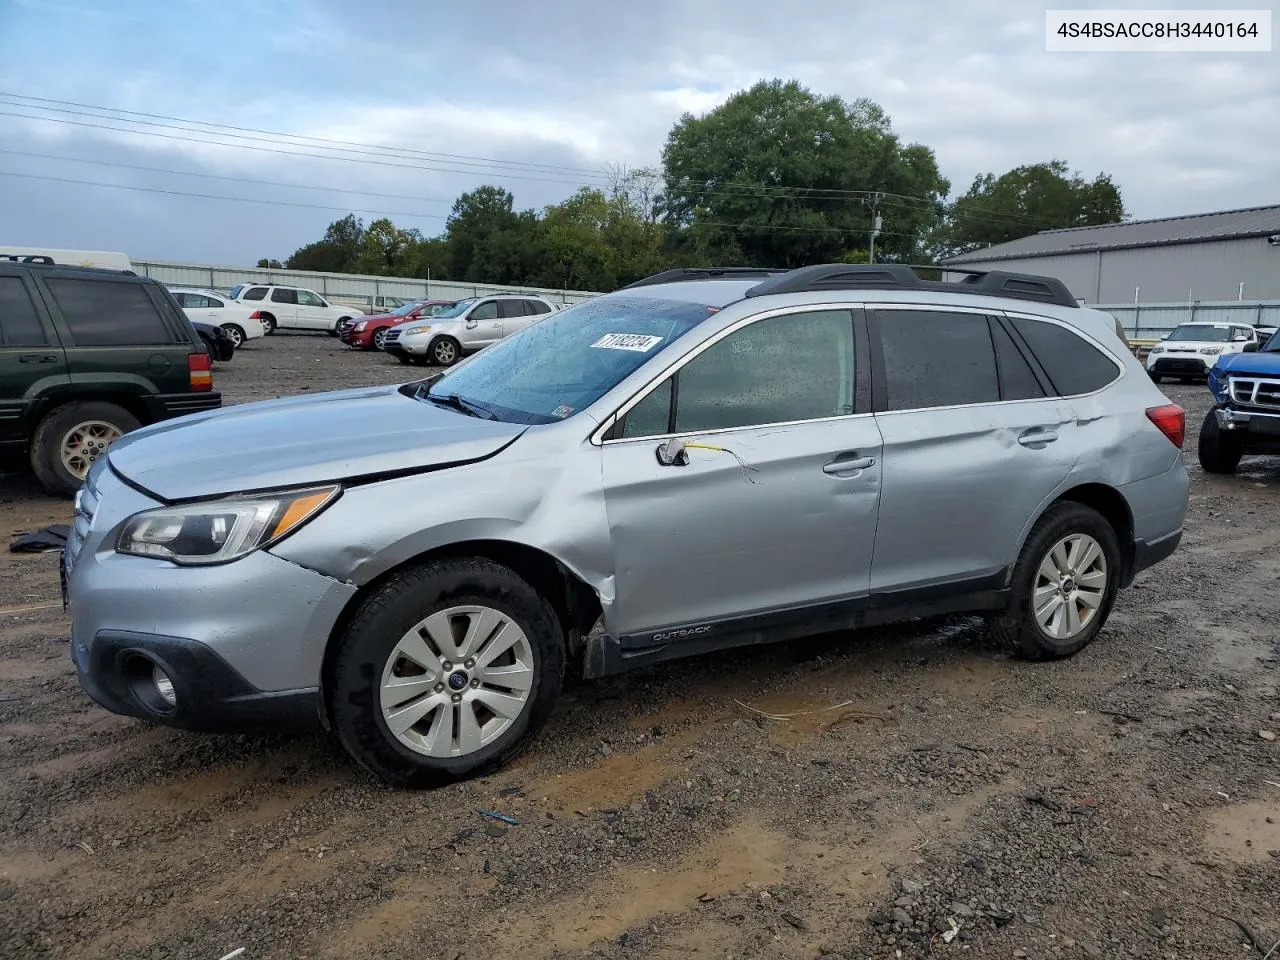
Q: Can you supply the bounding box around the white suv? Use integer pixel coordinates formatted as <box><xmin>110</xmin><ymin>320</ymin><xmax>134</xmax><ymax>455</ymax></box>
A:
<box><xmin>382</xmin><ymin>294</ymin><xmax>557</xmax><ymax>366</ymax></box>
<box><xmin>227</xmin><ymin>284</ymin><xmax>359</xmax><ymax>335</ymax></box>
<box><xmin>1145</xmin><ymin>321</ymin><xmax>1260</xmax><ymax>381</ymax></box>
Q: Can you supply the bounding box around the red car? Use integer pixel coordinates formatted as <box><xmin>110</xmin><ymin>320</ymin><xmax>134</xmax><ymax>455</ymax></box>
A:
<box><xmin>339</xmin><ymin>299</ymin><xmax>456</xmax><ymax>350</ymax></box>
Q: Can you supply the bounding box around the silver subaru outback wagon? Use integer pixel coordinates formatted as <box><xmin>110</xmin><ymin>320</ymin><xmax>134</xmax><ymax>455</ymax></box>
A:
<box><xmin>64</xmin><ymin>264</ymin><xmax>1189</xmax><ymax>786</ymax></box>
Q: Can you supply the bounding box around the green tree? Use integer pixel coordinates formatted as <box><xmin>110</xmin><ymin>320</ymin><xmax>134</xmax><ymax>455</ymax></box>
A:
<box><xmin>285</xmin><ymin>214</ymin><xmax>365</xmax><ymax>272</ymax></box>
<box><xmin>661</xmin><ymin>79</ymin><xmax>949</xmax><ymax>267</ymax></box>
<box><xmin>444</xmin><ymin>186</ymin><xmax>522</xmax><ymax>281</ymax></box>
<box><xmin>255</xmin><ymin>258</ymin><xmax>283</xmax><ymax>269</ymax></box>
<box><xmin>940</xmin><ymin>161</ymin><xmax>1125</xmax><ymax>257</ymax></box>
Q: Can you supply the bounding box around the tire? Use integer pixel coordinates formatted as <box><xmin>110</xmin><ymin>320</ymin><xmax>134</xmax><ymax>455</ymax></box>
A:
<box><xmin>328</xmin><ymin>558</ymin><xmax>565</xmax><ymax>787</ymax></box>
<box><xmin>396</xmin><ymin>354</ymin><xmax>415</xmax><ymax>365</ymax></box>
<box><xmin>430</xmin><ymin>336</ymin><xmax>461</xmax><ymax>366</ymax></box>
<box><xmin>372</xmin><ymin>328</ymin><xmax>389</xmax><ymax>351</ymax></box>
<box><xmin>260</xmin><ymin>313</ymin><xmax>277</xmax><ymax>335</ymax></box>
<box><xmin>330</xmin><ymin>320</ymin><xmax>350</xmax><ymax>337</ymax></box>
<box><xmin>1148</xmin><ymin>372</ymin><xmax>1162</xmax><ymax>383</ymax></box>
<box><xmin>1197</xmin><ymin>408</ymin><xmax>1242</xmax><ymax>474</ymax></box>
<box><xmin>987</xmin><ymin>502</ymin><xmax>1121</xmax><ymax>661</ymax></box>
<box><xmin>220</xmin><ymin>324</ymin><xmax>246</xmax><ymax>348</ymax></box>
<box><xmin>30</xmin><ymin>401</ymin><xmax>141</xmax><ymax>497</ymax></box>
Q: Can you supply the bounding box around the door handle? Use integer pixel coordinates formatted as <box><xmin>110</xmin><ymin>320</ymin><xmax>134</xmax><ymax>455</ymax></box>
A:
<box><xmin>823</xmin><ymin>455</ymin><xmax>875</xmax><ymax>475</ymax></box>
<box><xmin>19</xmin><ymin>354</ymin><xmax>58</xmax><ymax>364</ymax></box>
<box><xmin>1018</xmin><ymin>428</ymin><xmax>1059</xmax><ymax>447</ymax></box>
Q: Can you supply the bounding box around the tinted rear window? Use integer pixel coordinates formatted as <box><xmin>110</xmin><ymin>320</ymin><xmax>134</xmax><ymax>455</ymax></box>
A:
<box><xmin>991</xmin><ymin>321</ymin><xmax>1045</xmax><ymax>401</ymax></box>
<box><xmin>0</xmin><ymin>276</ymin><xmax>48</xmax><ymax>346</ymax></box>
<box><xmin>45</xmin><ymin>279</ymin><xmax>174</xmax><ymax>346</ymax></box>
<box><xmin>1010</xmin><ymin>317</ymin><xmax>1119</xmax><ymax>396</ymax></box>
<box><xmin>876</xmin><ymin>310</ymin><xmax>998</xmax><ymax>411</ymax></box>
<box><xmin>243</xmin><ymin>287</ymin><xmax>268</xmax><ymax>301</ymax></box>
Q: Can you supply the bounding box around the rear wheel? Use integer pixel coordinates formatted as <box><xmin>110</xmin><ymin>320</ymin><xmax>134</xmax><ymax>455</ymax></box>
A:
<box><xmin>259</xmin><ymin>313</ymin><xmax>277</xmax><ymax>335</ymax></box>
<box><xmin>328</xmin><ymin>559</ymin><xmax>564</xmax><ymax>787</ymax></box>
<box><xmin>220</xmin><ymin>323</ymin><xmax>245</xmax><ymax>348</ymax></box>
<box><xmin>372</xmin><ymin>328</ymin><xmax>389</xmax><ymax>351</ymax></box>
<box><xmin>330</xmin><ymin>320</ymin><xmax>350</xmax><ymax>337</ymax></box>
<box><xmin>987</xmin><ymin>502</ymin><xmax>1120</xmax><ymax>660</ymax></box>
<box><xmin>31</xmin><ymin>401</ymin><xmax>141</xmax><ymax>497</ymax></box>
<box><xmin>1198</xmin><ymin>408</ymin><xmax>1242</xmax><ymax>474</ymax></box>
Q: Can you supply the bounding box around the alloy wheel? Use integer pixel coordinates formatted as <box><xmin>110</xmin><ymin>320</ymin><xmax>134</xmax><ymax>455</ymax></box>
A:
<box><xmin>1033</xmin><ymin>533</ymin><xmax>1107</xmax><ymax>640</ymax></box>
<box><xmin>60</xmin><ymin>420</ymin><xmax>122</xmax><ymax>479</ymax></box>
<box><xmin>379</xmin><ymin>605</ymin><xmax>534</xmax><ymax>758</ymax></box>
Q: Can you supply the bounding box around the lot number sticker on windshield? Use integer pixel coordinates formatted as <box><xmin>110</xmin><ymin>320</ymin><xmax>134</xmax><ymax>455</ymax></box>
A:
<box><xmin>591</xmin><ymin>333</ymin><xmax>664</xmax><ymax>352</ymax></box>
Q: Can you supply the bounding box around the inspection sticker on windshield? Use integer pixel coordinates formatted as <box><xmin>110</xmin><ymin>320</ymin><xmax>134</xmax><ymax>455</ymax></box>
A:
<box><xmin>591</xmin><ymin>333</ymin><xmax>664</xmax><ymax>352</ymax></box>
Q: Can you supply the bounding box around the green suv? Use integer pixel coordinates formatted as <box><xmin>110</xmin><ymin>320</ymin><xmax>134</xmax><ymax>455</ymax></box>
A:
<box><xmin>0</xmin><ymin>261</ymin><xmax>221</xmax><ymax>496</ymax></box>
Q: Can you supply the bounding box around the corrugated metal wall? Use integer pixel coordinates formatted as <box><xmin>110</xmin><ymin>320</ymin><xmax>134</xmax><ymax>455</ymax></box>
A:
<box><xmin>1098</xmin><ymin>300</ymin><xmax>1280</xmax><ymax>339</ymax></box>
<box><xmin>946</xmin><ymin>236</ymin><xmax>1280</xmax><ymax>304</ymax></box>
<box><xmin>133</xmin><ymin>259</ymin><xmax>603</xmax><ymax>309</ymax></box>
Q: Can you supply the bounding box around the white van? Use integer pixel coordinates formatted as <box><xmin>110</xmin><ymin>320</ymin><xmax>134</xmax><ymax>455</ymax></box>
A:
<box><xmin>0</xmin><ymin>247</ymin><xmax>133</xmax><ymax>271</ymax></box>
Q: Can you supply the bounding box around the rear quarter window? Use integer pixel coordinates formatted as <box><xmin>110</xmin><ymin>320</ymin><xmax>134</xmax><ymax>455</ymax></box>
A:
<box><xmin>1010</xmin><ymin>317</ymin><xmax>1120</xmax><ymax>396</ymax></box>
<box><xmin>44</xmin><ymin>278</ymin><xmax>175</xmax><ymax>346</ymax></box>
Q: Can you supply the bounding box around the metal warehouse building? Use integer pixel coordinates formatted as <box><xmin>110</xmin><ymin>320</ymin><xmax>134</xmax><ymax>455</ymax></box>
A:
<box><xmin>942</xmin><ymin>204</ymin><xmax>1280</xmax><ymax>304</ymax></box>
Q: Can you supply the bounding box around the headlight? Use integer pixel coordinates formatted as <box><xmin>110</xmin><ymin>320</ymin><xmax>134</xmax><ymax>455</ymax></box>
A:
<box><xmin>117</xmin><ymin>486</ymin><xmax>339</xmax><ymax>565</ymax></box>
<box><xmin>1200</xmin><ymin>346</ymin><xmax>1223</xmax><ymax>355</ymax></box>
<box><xmin>1149</xmin><ymin>346</ymin><xmax>1164</xmax><ymax>355</ymax></box>
<box><xmin>354</xmin><ymin>321</ymin><xmax>368</xmax><ymax>332</ymax></box>
<box><xmin>403</xmin><ymin>325</ymin><xmax>432</xmax><ymax>337</ymax></box>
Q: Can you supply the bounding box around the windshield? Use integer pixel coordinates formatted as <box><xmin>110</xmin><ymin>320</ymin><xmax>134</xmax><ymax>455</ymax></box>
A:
<box><xmin>425</xmin><ymin>295</ymin><xmax>715</xmax><ymax>424</ymax></box>
<box><xmin>389</xmin><ymin>300</ymin><xmax>426</xmax><ymax>317</ymax></box>
<box><xmin>425</xmin><ymin>301</ymin><xmax>457</xmax><ymax>316</ymax></box>
<box><xmin>431</xmin><ymin>298</ymin><xmax>475</xmax><ymax>320</ymax></box>
<box><xmin>1167</xmin><ymin>324</ymin><xmax>1230</xmax><ymax>342</ymax></box>
<box><xmin>1264</xmin><ymin>330</ymin><xmax>1280</xmax><ymax>352</ymax></box>
<box><xmin>228</xmin><ymin>284</ymin><xmax>245</xmax><ymax>300</ymax></box>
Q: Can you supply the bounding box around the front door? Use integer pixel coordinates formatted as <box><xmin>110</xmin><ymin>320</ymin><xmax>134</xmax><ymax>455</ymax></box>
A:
<box><xmin>296</xmin><ymin>289</ymin><xmax>334</xmax><ymax>330</ymax></box>
<box><xmin>867</xmin><ymin>307</ymin><xmax>1078</xmax><ymax>593</ymax></box>
<box><xmin>0</xmin><ymin>271</ymin><xmax>69</xmax><ymax>445</ymax></box>
<box><xmin>462</xmin><ymin>300</ymin><xmax>502</xmax><ymax>348</ymax></box>
<box><xmin>601</xmin><ymin>307</ymin><xmax>882</xmax><ymax>639</ymax></box>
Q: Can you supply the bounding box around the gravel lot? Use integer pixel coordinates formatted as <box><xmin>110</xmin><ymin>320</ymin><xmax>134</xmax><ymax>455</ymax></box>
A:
<box><xmin>1</xmin><ymin>333</ymin><xmax>1278</xmax><ymax>960</ymax></box>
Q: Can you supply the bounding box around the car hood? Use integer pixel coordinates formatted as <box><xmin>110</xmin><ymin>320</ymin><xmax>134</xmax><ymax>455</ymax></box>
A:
<box><xmin>107</xmin><ymin>384</ymin><xmax>527</xmax><ymax>501</ymax></box>
<box><xmin>1215</xmin><ymin>351</ymin><xmax>1280</xmax><ymax>376</ymax></box>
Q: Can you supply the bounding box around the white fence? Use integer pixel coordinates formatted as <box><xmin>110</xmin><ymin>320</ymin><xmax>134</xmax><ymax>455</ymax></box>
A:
<box><xmin>133</xmin><ymin>259</ymin><xmax>603</xmax><ymax>311</ymax></box>
<box><xmin>1099</xmin><ymin>300</ymin><xmax>1280</xmax><ymax>340</ymax></box>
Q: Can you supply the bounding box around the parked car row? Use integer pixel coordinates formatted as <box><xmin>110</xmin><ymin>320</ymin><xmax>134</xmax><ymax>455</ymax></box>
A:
<box><xmin>1145</xmin><ymin>321</ymin><xmax>1266</xmax><ymax>381</ymax></box>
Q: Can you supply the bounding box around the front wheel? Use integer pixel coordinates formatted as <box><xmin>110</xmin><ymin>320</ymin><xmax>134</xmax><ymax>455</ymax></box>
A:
<box><xmin>396</xmin><ymin>354</ymin><xmax>415</xmax><ymax>365</ymax></box>
<box><xmin>987</xmin><ymin>502</ymin><xmax>1120</xmax><ymax>660</ymax></box>
<box><xmin>30</xmin><ymin>401</ymin><xmax>141</xmax><ymax>497</ymax></box>
<box><xmin>1148</xmin><ymin>371</ymin><xmax>1162</xmax><ymax>383</ymax></box>
<box><xmin>328</xmin><ymin>559</ymin><xmax>565</xmax><ymax>787</ymax></box>
<box><xmin>372</xmin><ymin>328</ymin><xmax>388</xmax><ymax>351</ymax></box>
<box><xmin>1198</xmin><ymin>408</ymin><xmax>1242</xmax><ymax>474</ymax></box>
<box><xmin>430</xmin><ymin>336</ymin><xmax>461</xmax><ymax>366</ymax></box>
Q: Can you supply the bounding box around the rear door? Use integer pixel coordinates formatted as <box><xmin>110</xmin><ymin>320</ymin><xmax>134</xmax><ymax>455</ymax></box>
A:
<box><xmin>174</xmin><ymin>292</ymin><xmax>221</xmax><ymax>324</ymax></box>
<box><xmin>498</xmin><ymin>298</ymin><xmax>535</xmax><ymax>338</ymax></box>
<box><xmin>462</xmin><ymin>299</ymin><xmax>502</xmax><ymax>348</ymax></box>
<box><xmin>0</xmin><ymin>269</ymin><xmax>69</xmax><ymax>444</ymax></box>
<box><xmin>38</xmin><ymin>273</ymin><xmax>194</xmax><ymax>401</ymax></box>
<box><xmin>267</xmin><ymin>287</ymin><xmax>301</xmax><ymax>328</ymax></box>
<box><xmin>867</xmin><ymin>306</ymin><xmax>1078</xmax><ymax>594</ymax></box>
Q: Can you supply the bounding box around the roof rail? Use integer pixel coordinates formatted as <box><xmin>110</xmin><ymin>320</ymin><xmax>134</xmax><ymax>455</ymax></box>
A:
<box><xmin>743</xmin><ymin>264</ymin><xmax>1079</xmax><ymax>308</ymax></box>
<box><xmin>16</xmin><ymin>262</ymin><xmax>138</xmax><ymax>277</ymax></box>
<box><xmin>621</xmin><ymin>267</ymin><xmax>787</xmax><ymax>290</ymax></box>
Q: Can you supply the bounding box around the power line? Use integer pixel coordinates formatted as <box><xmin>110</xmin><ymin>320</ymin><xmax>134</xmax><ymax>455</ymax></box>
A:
<box><xmin>0</xmin><ymin>169</ymin><xmax>450</xmax><ymax>221</ymax></box>
<box><xmin>0</xmin><ymin>94</ymin><xmax>1065</xmax><ymax>225</ymax></box>
<box><xmin>0</xmin><ymin>148</ymin><xmax>456</xmax><ymax>205</ymax></box>
<box><xmin>0</xmin><ymin>93</ymin><xmax>616</xmax><ymax>180</ymax></box>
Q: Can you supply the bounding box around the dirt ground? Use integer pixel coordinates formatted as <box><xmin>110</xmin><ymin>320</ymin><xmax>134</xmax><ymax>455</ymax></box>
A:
<box><xmin>1</xmin><ymin>334</ymin><xmax>1278</xmax><ymax>960</ymax></box>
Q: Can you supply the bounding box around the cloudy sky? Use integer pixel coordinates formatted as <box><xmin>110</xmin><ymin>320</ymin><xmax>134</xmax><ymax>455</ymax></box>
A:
<box><xmin>0</xmin><ymin>0</ymin><xmax>1275</xmax><ymax>266</ymax></box>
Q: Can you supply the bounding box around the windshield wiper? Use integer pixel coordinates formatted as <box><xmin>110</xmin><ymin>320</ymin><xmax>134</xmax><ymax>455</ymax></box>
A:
<box><xmin>422</xmin><ymin>391</ymin><xmax>497</xmax><ymax>420</ymax></box>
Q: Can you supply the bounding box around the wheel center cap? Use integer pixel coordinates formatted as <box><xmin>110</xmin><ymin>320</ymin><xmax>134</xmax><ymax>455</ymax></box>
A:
<box><xmin>447</xmin><ymin>670</ymin><xmax>469</xmax><ymax>691</ymax></box>
<box><xmin>1061</xmin><ymin>578</ymin><xmax>1076</xmax><ymax>595</ymax></box>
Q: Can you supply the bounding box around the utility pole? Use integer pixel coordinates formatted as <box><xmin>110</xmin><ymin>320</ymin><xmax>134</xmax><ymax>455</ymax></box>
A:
<box><xmin>868</xmin><ymin>193</ymin><xmax>882</xmax><ymax>264</ymax></box>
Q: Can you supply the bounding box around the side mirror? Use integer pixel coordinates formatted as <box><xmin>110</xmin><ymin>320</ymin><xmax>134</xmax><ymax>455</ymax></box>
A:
<box><xmin>655</xmin><ymin>438</ymin><xmax>689</xmax><ymax>467</ymax></box>
<box><xmin>1159</xmin><ymin>334</ymin><xmax>1169</xmax><ymax>340</ymax></box>
<box><xmin>1244</xmin><ymin>342</ymin><xmax>1259</xmax><ymax>353</ymax></box>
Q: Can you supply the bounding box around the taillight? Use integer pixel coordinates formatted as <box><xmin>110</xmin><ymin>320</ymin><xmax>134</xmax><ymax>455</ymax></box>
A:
<box><xmin>1146</xmin><ymin>404</ymin><xmax>1185</xmax><ymax>448</ymax></box>
<box><xmin>188</xmin><ymin>352</ymin><xmax>213</xmax><ymax>392</ymax></box>
<box><xmin>248</xmin><ymin>310</ymin><xmax>263</xmax><ymax>320</ymax></box>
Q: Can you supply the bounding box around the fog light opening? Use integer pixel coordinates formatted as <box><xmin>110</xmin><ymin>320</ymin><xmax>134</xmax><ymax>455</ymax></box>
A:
<box><xmin>152</xmin><ymin>664</ymin><xmax>177</xmax><ymax>707</ymax></box>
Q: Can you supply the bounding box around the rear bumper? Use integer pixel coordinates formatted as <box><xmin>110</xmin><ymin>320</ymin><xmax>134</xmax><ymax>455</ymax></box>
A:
<box><xmin>145</xmin><ymin>392</ymin><xmax>223</xmax><ymax>421</ymax></box>
<box><xmin>1130</xmin><ymin>528</ymin><xmax>1182</xmax><ymax>582</ymax></box>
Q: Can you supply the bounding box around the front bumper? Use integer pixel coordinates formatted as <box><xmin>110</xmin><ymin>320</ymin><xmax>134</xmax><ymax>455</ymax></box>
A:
<box><xmin>1214</xmin><ymin>406</ymin><xmax>1280</xmax><ymax>451</ymax></box>
<box><xmin>65</xmin><ymin>465</ymin><xmax>357</xmax><ymax>732</ymax></box>
<box><xmin>387</xmin><ymin>336</ymin><xmax>430</xmax><ymax>356</ymax></box>
<box><xmin>1147</xmin><ymin>354</ymin><xmax>1215</xmax><ymax>376</ymax></box>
